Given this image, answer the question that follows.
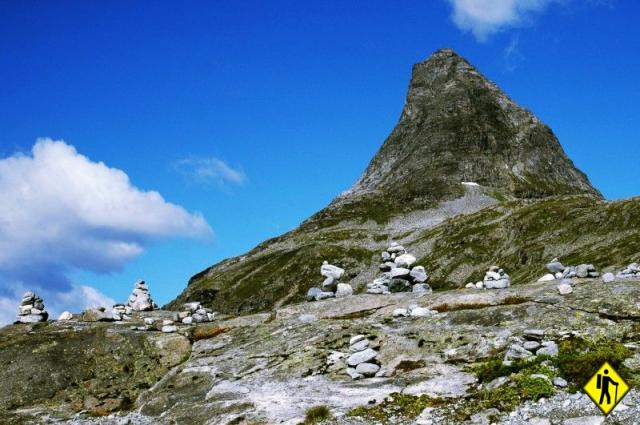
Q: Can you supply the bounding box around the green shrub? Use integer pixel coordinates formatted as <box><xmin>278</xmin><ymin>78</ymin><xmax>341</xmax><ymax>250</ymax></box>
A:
<box><xmin>303</xmin><ymin>405</ymin><xmax>332</xmax><ymax>424</ymax></box>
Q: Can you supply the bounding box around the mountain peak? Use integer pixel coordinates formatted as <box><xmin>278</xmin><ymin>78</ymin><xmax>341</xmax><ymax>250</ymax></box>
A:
<box><xmin>338</xmin><ymin>49</ymin><xmax>601</xmax><ymax>206</ymax></box>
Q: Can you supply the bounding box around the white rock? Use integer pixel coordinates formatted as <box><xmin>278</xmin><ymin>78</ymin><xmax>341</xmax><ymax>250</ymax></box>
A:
<box><xmin>320</xmin><ymin>261</ymin><xmax>344</xmax><ymax>279</ymax></box>
<box><xmin>603</xmin><ymin>272</ymin><xmax>616</xmax><ymax>283</ymax></box>
<box><xmin>161</xmin><ymin>325</ymin><xmax>178</xmax><ymax>333</ymax></box>
<box><xmin>350</xmin><ymin>339</ymin><xmax>369</xmax><ymax>353</ymax></box>
<box><xmin>355</xmin><ymin>362</ymin><xmax>380</xmax><ymax>377</ymax></box>
<box><xmin>557</xmin><ymin>283</ymin><xmax>573</xmax><ymax>295</ymax></box>
<box><xmin>410</xmin><ymin>307</ymin><xmax>435</xmax><ymax>318</ymax></box>
<box><xmin>144</xmin><ymin>317</ymin><xmax>156</xmax><ymax>325</ymax></box>
<box><xmin>475</xmin><ymin>281</ymin><xmax>484</xmax><ymax>289</ymax></box>
<box><xmin>346</xmin><ymin>367</ymin><xmax>363</xmax><ymax>380</ymax></box>
<box><xmin>485</xmin><ymin>278</ymin><xmax>510</xmax><ymax>289</ymax></box>
<box><xmin>394</xmin><ymin>254</ymin><xmax>416</xmax><ymax>268</ymax></box>
<box><xmin>553</xmin><ymin>377</ymin><xmax>568</xmax><ymax>387</ymax></box>
<box><xmin>335</xmin><ymin>283</ymin><xmax>353</xmax><ymax>298</ymax></box>
<box><xmin>412</xmin><ymin>283</ymin><xmax>432</xmax><ymax>294</ymax></box>
<box><xmin>409</xmin><ymin>266</ymin><xmax>428</xmax><ymax>283</ymax></box>
<box><xmin>465</xmin><ymin>282</ymin><xmax>475</xmax><ymax>289</ymax></box>
<box><xmin>555</xmin><ymin>272</ymin><xmax>564</xmax><ymax>279</ymax></box>
<box><xmin>57</xmin><ymin>311</ymin><xmax>73</xmax><ymax>321</ymax></box>
<box><xmin>393</xmin><ymin>308</ymin><xmax>409</xmax><ymax>317</ymax></box>
<box><xmin>298</xmin><ymin>314</ymin><xmax>317</xmax><ymax>322</ymax></box>
<box><xmin>538</xmin><ymin>273</ymin><xmax>556</xmax><ymax>282</ymax></box>
<box><xmin>537</xmin><ymin>341</ymin><xmax>559</xmax><ymax>357</ymax></box>
<box><xmin>346</xmin><ymin>348</ymin><xmax>378</xmax><ymax>366</ymax></box>
<box><xmin>207</xmin><ymin>312</ymin><xmax>216</xmax><ymax>321</ymax></box>
<box><xmin>390</xmin><ymin>268</ymin><xmax>411</xmax><ymax>278</ymax></box>
<box><xmin>162</xmin><ymin>319</ymin><xmax>174</xmax><ymax>326</ymax></box>
<box><xmin>563</xmin><ymin>417</ymin><xmax>603</xmax><ymax>425</ymax></box>
<box><xmin>182</xmin><ymin>316</ymin><xmax>193</xmax><ymax>325</ymax></box>
<box><xmin>349</xmin><ymin>335</ymin><xmax>366</xmax><ymax>345</ymax></box>
<box><xmin>387</xmin><ymin>243</ymin><xmax>405</xmax><ymax>253</ymax></box>
<box><xmin>546</xmin><ymin>258</ymin><xmax>565</xmax><ymax>273</ymax></box>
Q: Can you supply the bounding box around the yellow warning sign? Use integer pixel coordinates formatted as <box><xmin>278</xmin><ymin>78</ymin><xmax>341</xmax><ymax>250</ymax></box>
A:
<box><xmin>583</xmin><ymin>361</ymin><xmax>629</xmax><ymax>415</ymax></box>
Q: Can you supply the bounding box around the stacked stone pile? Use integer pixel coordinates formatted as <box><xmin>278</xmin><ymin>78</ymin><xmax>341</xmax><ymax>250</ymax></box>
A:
<box><xmin>345</xmin><ymin>335</ymin><xmax>380</xmax><ymax>379</ymax></box>
<box><xmin>16</xmin><ymin>291</ymin><xmax>49</xmax><ymax>323</ymax></box>
<box><xmin>177</xmin><ymin>302</ymin><xmax>216</xmax><ymax>324</ymax></box>
<box><xmin>307</xmin><ymin>261</ymin><xmax>352</xmax><ymax>301</ymax></box>
<box><xmin>127</xmin><ymin>280</ymin><xmax>157</xmax><ymax>311</ymax></box>
<box><xmin>111</xmin><ymin>304</ymin><xmax>133</xmax><ymax>321</ymax></box>
<box><xmin>545</xmin><ymin>258</ymin><xmax>600</xmax><ymax>279</ymax></box>
<box><xmin>483</xmin><ymin>266</ymin><xmax>511</xmax><ymax>289</ymax></box>
<box><xmin>617</xmin><ymin>263</ymin><xmax>640</xmax><ymax>280</ymax></box>
<box><xmin>367</xmin><ymin>242</ymin><xmax>430</xmax><ymax>294</ymax></box>
<box><xmin>503</xmin><ymin>329</ymin><xmax>558</xmax><ymax>365</ymax></box>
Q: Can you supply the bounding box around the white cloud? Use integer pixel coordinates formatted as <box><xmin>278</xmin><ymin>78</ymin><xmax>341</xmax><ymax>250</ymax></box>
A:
<box><xmin>448</xmin><ymin>0</ymin><xmax>560</xmax><ymax>41</ymax></box>
<box><xmin>0</xmin><ymin>138</ymin><xmax>212</xmax><ymax>325</ymax></box>
<box><xmin>175</xmin><ymin>157</ymin><xmax>246</xmax><ymax>186</ymax></box>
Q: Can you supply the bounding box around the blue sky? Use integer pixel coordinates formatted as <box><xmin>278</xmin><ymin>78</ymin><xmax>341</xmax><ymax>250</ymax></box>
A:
<box><xmin>0</xmin><ymin>0</ymin><xmax>638</xmax><ymax>322</ymax></box>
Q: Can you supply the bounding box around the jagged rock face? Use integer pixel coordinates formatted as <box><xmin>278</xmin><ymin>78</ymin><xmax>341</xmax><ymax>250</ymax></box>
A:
<box><xmin>341</xmin><ymin>48</ymin><xmax>600</xmax><ymax>206</ymax></box>
<box><xmin>167</xmin><ymin>49</ymin><xmax>622</xmax><ymax>315</ymax></box>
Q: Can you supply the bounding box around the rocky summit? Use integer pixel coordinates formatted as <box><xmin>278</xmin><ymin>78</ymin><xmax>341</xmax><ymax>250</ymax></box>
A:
<box><xmin>1</xmin><ymin>49</ymin><xmax>640</xmax><ymax>424</ymax></box>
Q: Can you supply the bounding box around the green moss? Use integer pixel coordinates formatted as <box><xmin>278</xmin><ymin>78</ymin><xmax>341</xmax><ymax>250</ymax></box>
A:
<box><xmin>303</xmin><ymin>405</ymin><xmax>332</xmax><ymax>424</ymax></box>
<box><xmin>347</xmin><ymin>393</ymin><xmax>446</xmax><ymax>424</ymax></box>
<box><xmin>554</xmin><ymin>337</ymin><xmax>633</xmax><ymax>391</ymax></box>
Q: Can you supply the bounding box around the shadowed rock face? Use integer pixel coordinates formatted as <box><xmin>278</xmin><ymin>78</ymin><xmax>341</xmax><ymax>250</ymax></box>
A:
<box><xmin>340</xmin><ymin>48</ymin><xmax>600</xmax><ymax>205</ymax></box>
<box><xmin>167</xmin><ymin>49</ymin><xmax>608</xmax><ymax>315</ymax></box>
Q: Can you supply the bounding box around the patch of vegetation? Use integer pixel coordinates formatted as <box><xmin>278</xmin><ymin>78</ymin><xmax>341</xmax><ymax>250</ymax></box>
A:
<box><xmin>432</xmin><ymin>302</ymin><xmax>493</xmax><ymax>313</ymax></box>
<box><xmin>347</xmin><ymin>393</ymin><xmax>446</xmax><ymax>424</ymax></box>
<box><xmin>502</xmin><ymin>295</ymin><xmax>530</xmax><ymax>305</ymax></box>
<box><xmin>303</xmin><ymin>405</ymin><xmax>332</xmax><ymax>424</ymax></box>
<box><xmin>554</xmin><ymin>337</ymin><xmax>634</xmax><ymax>390</ymax></box>
<box><xmin>450</xmin><ymin>359</ymin><xmax>556</xmax><ymax>421</ymax></box>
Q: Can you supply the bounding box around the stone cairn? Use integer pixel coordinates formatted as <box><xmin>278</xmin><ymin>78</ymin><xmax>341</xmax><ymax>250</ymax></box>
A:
<box><xmin>467</xmin><ymin>266</ymin><xmax>511</xmax><ymax>289</ymax></box>
<box><xmin>127</xmin><ymin>280</ymin><xmax>157</xmax><ymax>311</ymax></box>
<box><xmin>177</xmin><ymin>302</ymin><xmax>216</xmax><ymax>324</ymax></box>
<box><xmin>367</xmin><ymin>242</ymin><xmax>430</xmax><ymax>294</ymax></box>
<box><xmin>345</xmin><ymin>335</ymin><xmax>380</xmax><ymax>380</ymax></box>
<box><xmin>616</xmin><ymin>262</ymin><xmax>640</xmax><ymax>280</ymax></box>
<box><xmin>16</xmin><ymin>291</ymin><xmax>49</xmax><ymax>323</ymax></box>
<box><xmin>111</xmin><ymin>304</ymin><xmax>133</xmax><ymax>321</ymax></box>
<box><xmin>503</xmin><ymin>329</ymin><xmax>559</xmax><ymax>367</ymax></box>
<box><xmin>307</xmin><ymin>261</ymin><xmax>352</xmax><ymax>302</ymax></box>
<box><xmin>543</xmin><ymin>258</ymin><xmax>600</xmax><ymax>280</ymax></box>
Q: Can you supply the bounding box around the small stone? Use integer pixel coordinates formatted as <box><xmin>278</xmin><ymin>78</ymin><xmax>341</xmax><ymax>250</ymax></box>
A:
<box><xmin>320</xmin><ymin>262</ymin><xmax>345</xmax><ymax>279</ymax></box>
<box><xmin>307</xmin><ymin>287</ymin><xmax>322</xmax><ymax>302</ymax></box>
<box><xmin>553</xmin><ymin>377</ymin><xmax>568</xmax><ymax>387</ymax></box>
<box><xmin>537</xmin><ymin>341</ymin><xmax>559</xmax><ymax>357</ymax></box>
<box><xmin>182</xmin><ymin>316</ymin><xmax>193</xmax><ymax>325</ymax></box>
<box><xmin>603</xmin><ymin>272</ymin><xmax>615</xmax><ymax>283</ymax></box>
<box><xmin>298</xmin><ymin>314</ymin><xmax>317</xmax><ymax>322</ymax></box>
<box><xmin>390</xmin><ymin>267</ymin><xmax>411</xmax><ymax>278</ymax></box>
<box><xmin>381</xmin><ymin>251</ymin><xmax>391</xmax><ymax>261</ymax></box>
<box><xmin>413</xmin><ymin>283</ymin><xmax>432</xmax><ymax>294</ymax></box>
<box><xmin>576</xmin><ymin>264</ymin><xmax>591</xmax><ymax>278</ymax></box>
<box><xmin>538</xmin><ymin>274</ymin><xmax>556</xmax><ymax>282</ymax></box>
<box><xmin>162</xmin><ymin>320</ymin><xmax>174</xmax><ymax>326</ymax></box>
<box><xmin>346</xmin><ymin>367</ymin><xmax>363</xmax><ymax>380</ymax></box>
<box><xmin>57</xmin><ymin>311</ymin><xmax>73</xmax><ymax>321</ymax></box>
<box><xmin>557</xmin><ymin>283</ymin><xmax>573</xmax><ymax>295</ymax></box>
<box><xmin>523</xmin><ymin>341</ymin><xmax>541</xmax><ymax>351</ymax></box>
<box><xmin>335</xmin><ymin>283</ymin><xmax>353</xmax><ymax>298</ymax></box>
<box><xmin>144</xmin><ymin>317</ymin><xmax>156</xmax><ymax>325</ymax></box>
<box><xmin>504</xmin><ymin>344</ymin><xmax>534</xmax><ymax>362</ymax></box>
<box><xmin>387</xmin><ymin>242</ymin><xmax>405</xmax><ymax>253</ymax></box>
<box><xmin>350</xmin><ymin>339</ymin><xmax>370</xmax><ymax>353</ymax></box>
<box><xmin>465</xmin><ymin>282</ymin><xmax>476</xmax><ymax>288</ymax></box>
<box><xmin>546</xmin><ymin>258</ymin><xmax>565</xmax><ymax>273</ymax></box>
<box><xmin>161</xmin><ymin>325</ymin><xmax>177</xmax><ymax>333</ymax></box>
<box><xmin>355</xmin><ymin>362</ymin><xmax>380</xmax><ymax>377</ymax></box>
<box><xmin>322</xmin><ymin>276</ymin><xmax>336</xmax><ymax>291</ymax></box>
<box><xmin>410</xmin><ymin>307</ymin><xmax>435</xmax><ymax>317</ymax></box>
<box><xmin>394</xmin><ymin>253</ymin><xmax>416</xmax><ymax>268</ymax></box>
<box><xmin>393</xmin><ymin>308</ymin><xmax>409</xmax><ymax>317</ymax></box>
<box><xmin>350</xmin><ymin>335</ymin><xmax>366</xmax><ymax>345</ymax></box>
<box><xmin>316</xmin><ymin>291</ymin><xmax>335</xmax><ymax>300</ymax></box>
<box><xmin>475</xmin><ymin>281</ymin><xmax>484</xmax><ymax>289</ymax></box>
<box><xmin>524</xmin><ymin>329</ymin><xmax>545</xmax><ymax>340</ymax></box>
<box><xmin>409</xmin><ymin>266</ymin><xmax>428</xmax><ymax>283</ymax></box>
<box><xmin>347</xmin><ymin>348</ymin><xmax>378</xmax><ymax>366</ymax></box>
